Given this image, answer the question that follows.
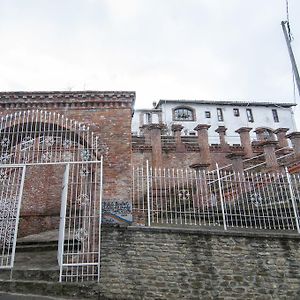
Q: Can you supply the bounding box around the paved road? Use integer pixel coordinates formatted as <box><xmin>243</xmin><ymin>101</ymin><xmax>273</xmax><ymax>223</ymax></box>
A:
<box><xmin>0</xmin><ymin>293</ymin><xmax>75</xmax><ymax>300</ymax></box>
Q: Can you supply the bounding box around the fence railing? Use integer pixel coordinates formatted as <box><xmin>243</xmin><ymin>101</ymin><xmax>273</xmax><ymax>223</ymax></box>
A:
<box><xmin>132</xmin><ymin>162</ymin><xmax>300</xmax><ymax>233</ymax></box>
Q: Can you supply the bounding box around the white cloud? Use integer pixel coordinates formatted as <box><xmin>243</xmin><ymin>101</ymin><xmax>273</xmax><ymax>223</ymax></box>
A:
<box><xmin>0</xmin><ymin>0</ymin><xmax>299</xmax><ymax>128</ymax></box>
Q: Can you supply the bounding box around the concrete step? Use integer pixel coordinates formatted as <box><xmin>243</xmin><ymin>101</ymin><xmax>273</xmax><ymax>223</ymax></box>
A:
<box><xmin>16</xmin><ymin>241</ymin><xmax>80</xmax><ymax>253</ymax></box>
<box><xmin>16</xmin><ymin>241</ymin><xmax>58</xmax><ymax>252</ymax></box>
<box><xmin>0</xmin><ymin>279</ymin><xmax>103</xmax><ymax>299</ymax></box>
<box><xmin>0</xmin><ymin>269</ymin><xmax>59</xmax><ymax>282</ymax></box>
<box><xmin>17</xmin><ymin>230</ymin><xmax>80</xmax><ymax>253</ymax></box>
<box><xmin>0</xmin><ymin>292</ymin><xmax>83</xmax><ymax>300</ymax></box>
<box><xmin>0</xmin><ymin>230</ymin><xmax>104</xmax><ymax>299</ymax></box>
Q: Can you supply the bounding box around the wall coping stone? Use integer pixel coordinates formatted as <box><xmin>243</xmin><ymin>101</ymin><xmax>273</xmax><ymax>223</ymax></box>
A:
<box><xmin>122</xmin><ymin>225</ymin><xmax>300</xmax><ymax>240</ymax></box>
<box><xmin>0</xmin><ymin>90</ymin><xmax>135</xmax><ymax>110</ymax></box>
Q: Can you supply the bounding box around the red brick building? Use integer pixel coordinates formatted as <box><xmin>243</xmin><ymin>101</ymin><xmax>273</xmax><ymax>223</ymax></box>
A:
<box><xmin>0</xmin><ymin>91</ymin><xmax>135</xmax><ymax>237</ymax></box>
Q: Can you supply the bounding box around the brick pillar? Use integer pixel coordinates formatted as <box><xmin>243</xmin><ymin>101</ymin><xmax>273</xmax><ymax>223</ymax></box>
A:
<box><xmin>235</xmin><ymin>127</ymin><xmax>253</xmax><ymax>158</ymax></box>
<box><xmin>140</xmin><ymin>125</ymin><xmax>151</xmax><ymax>144</ymax></box>
<box><xmin>194</xmin><ymin>124</ymin><xmax>211</xmax><ymax>165</ymax></box>
<box><xmin>226</xmin><ymin>153</ymin><xmax>245</xmax><ymax>174</ymax></box>
<box><xmin>148</xmin><ymin>124</ymin><xmax>163</xmax><ymax>168</ymax></box>
<box><xmin>274</xmin><ymin>128</ymin><xmax>289</xmax><ymax>149</ymax></box>
<box><xmin>262</xmin><ymin>141</ymin><xmax>279</xmax><ymax>170</ymax></box>
<box><xmin>171</xmin><ymin>124</ymin><xmax>186</xmax><ymax>152</ymax></box>
<box><xmin>286</xmin><ymin>132</ymin><xmax>300</xmax><ymax>157</ymax></box>
<box><xmin>215</xmin><ymin>126</ymin><xmax>228</xmax><ymax>147</ymax></box>
<box><xmin>255</xmin><ymin>128</ymin><xmax>275</xmax><ymax>141</ymax></box>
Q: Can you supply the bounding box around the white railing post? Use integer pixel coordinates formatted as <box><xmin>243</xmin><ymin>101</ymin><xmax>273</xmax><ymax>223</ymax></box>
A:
<box><xmin>98</xmin><ymin>156</ymin><xmax>103</xmax><ymax>282</ymax></box>
<box><xmin>285</xmin><ymin>167</ymin><xmax>300</xmax><ymax>234</ymax></box>
<box><xmin>146</xmin><ymin>160</ymin><xmax>151</xmax><ymax>227</ymax></box>
<box><xmin>58</xmin><ymin>163</ymin><xmax>70</xmax><ymax>282</ymax></box>
<box><xmin>216</xmin><ymin>163</ymin><xmax>227</xmax><ymax>230</ymax></box>
<box><xmin>10</xmin><ymin>166</ymin><xmax>27</xmax><ymax>272</ymax></box>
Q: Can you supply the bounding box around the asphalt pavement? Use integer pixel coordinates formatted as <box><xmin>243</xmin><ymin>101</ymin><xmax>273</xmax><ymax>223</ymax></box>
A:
<box><xmin>0</xmin><ymin>293</ymin><xmax>75</xmax><ymax>300</ymax></box>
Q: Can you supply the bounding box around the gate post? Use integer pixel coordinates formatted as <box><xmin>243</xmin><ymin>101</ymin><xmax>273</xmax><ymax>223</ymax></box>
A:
<box><xmin>98</xmin><ymin>156</ymin><xmax>104</xmax><ymax>281</ymax></box>
<box><xmin>58</xmin><ymin>163</ymin><xmax>70</xmax><ymax>282</ymax></box>
<box><xmin>146</xmin><ymin>160</ymin><xmax>151</xmax><ymax>227</ymax></box>
<box><xmin>285</xmin><ymin>167</ymin><xmax>300</xmax><ymax>234</ymax></box>
<box><xmin>216</xmin><ymin>163</ymin><xmax>227</xmax><ymax>230</ymax></box>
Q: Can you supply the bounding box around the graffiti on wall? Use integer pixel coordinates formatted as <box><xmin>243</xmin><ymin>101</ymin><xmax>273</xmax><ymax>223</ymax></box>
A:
<box><xmin>102</xmin><ymin>200</ymin><xmax>132</xmax><ymax>224</ymax></box>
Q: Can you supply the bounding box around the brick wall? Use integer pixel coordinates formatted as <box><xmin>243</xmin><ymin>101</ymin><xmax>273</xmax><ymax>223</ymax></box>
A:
<box><xmin>0</xmin><ymin>91</ymin><xmax>135</xmax><ymax>235</ymax></box>
<box><xmin>19</xmin><ymin>165</ymin><xmax>64</xmax><ymax>236</ymax></box>
<box><xmin>132</xmin><ymin>147</ymin><xmax>238</xmax><ymax>170</ymax></box>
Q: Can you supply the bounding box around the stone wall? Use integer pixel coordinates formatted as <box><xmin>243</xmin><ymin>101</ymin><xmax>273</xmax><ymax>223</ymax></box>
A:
<box><xmin>100</xmin><ymin>226</ymin><xmax>300</xmax><ymax>300</ymax></box>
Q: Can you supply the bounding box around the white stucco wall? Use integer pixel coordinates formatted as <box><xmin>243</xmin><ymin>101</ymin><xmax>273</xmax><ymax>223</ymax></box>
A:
<box><xmin>132</xmin><ymin>109</ymin><xmax>162</xmax><ymax>135</ymax></box>
<box><xmin>158</xmin><ymin>102</ymin><xmax>296</xmax><ymax>144</ymax></box>
<box><xmin>132</xmin><ymin>111</ymin><xmax>140</xmax><ymax>135</ymax></box>
<box><xmin>132</xmin><ymin>101</ymin><xmax>296</xmax><ymax>145</ymax></box>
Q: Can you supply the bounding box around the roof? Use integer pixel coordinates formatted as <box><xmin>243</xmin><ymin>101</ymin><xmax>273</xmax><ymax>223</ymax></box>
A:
<box><xmin>156</xmin><ymin>99</ymin><xmax>296</xmax><ymax>108</ymax></box>
<box><xmin>134</xmin><ymin>108</ymin><xmax>162</xmax><ymax>112</ymax></box>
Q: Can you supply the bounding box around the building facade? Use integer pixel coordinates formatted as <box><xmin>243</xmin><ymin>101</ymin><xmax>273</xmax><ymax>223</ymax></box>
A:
<box><xmin>132</xmin><ymin>99</ymin><xmax>296</xmax><ymax>144</ymax></box>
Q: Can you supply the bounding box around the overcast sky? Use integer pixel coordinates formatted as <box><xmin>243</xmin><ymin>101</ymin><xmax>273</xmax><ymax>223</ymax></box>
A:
<box><xmin>0</xmin><ymin>0</ymin><xmax>299</xmax><ymax>122</ymax></box>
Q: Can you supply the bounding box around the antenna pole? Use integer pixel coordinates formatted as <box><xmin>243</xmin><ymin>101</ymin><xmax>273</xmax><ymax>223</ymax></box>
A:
<box><xmin>281</xmin><ymin>21</ymin><xmax>300</xmax><ymax>97</ymax></box>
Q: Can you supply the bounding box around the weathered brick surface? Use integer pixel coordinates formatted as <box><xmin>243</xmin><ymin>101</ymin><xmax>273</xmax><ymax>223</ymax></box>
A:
<box><xmin>0</xmin><ymin>91</ymin><xmax>135</xmax><ymax>235</ymax></box>
<box><xmin>133</xmin><ymin>151</ymin><xmax>232</xmax><ymax>170</ymax></box>
<box><xmin>19</xmin><ymin>165</ymin><xmax>64</xmax><ymax>236</ymax></box>
<box><xmin>100</xmin><ymin>226</ymin><xmax>300</xmax><ymax>300</ymax></box>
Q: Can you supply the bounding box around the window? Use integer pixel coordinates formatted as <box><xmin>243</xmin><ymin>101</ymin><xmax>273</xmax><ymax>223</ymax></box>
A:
<box><xmin>246</xmin><ymin>109</ymin><xmax>254</xmax><ymax>122</ymax></box>
<box><xmin>233</xmin><ymin>108</ymin><xmax>240</xmax><ymax>117</ymax></box>
<box><xmin>217</xmin><ymin>108</ymin><xmax>224</xmax><ymax>121</ymax></box>
<box><xmin>272</xmin><ymin>109</ymin><xmax>279</xmax><ymax>122</ymax></box>
<box><xmin>173</xmin><ymin>107</ymin><xmax>194</xmax><ymax>121</ymax></box>
<box><xmin>145</xmin><ymin>113</ymin><xmax>152</xmax><ymax>124</ymax></box>
<box><xmin>205</xmin><ymin>111</ymin><xmax>211</xmax><ymax>118</ymax></box>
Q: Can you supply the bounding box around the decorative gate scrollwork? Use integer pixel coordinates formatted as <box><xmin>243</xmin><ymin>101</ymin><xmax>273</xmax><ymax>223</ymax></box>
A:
<box><xmin>0</xmin><ymin>166</ymin><xmax>26</xmax><ymax>269</ymax></box>
<box><xmin>0</xmin><ymin>110</ymin><xmax>104</xmax><ymax>282</ymax></box>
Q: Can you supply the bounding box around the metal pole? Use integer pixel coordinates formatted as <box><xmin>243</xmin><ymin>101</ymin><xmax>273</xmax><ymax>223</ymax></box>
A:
<box><xmin>281</xmin><ymin>21</ymin><xmax>300</xmax><ymax>97</ymax></box>
<box><xmin>216</xmin><ymin>163</ymin><xmax>227</xmax><ymax>230</ymax></box>
<box><xmin>146</xmin><ymin>160</ymin><xmax>151</xmax><ymax>227</ymax></box>
<box><xmin>285</xmin><ymin>167</ymin><xmax>300</xmax><ymax>234</ymax></box>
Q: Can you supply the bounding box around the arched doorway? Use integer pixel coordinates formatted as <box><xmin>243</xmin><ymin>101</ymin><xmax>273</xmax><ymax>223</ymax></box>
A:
<box><xmin>0</xmin><ymin>110</ymin><xmax>103</xmax><ymax>282</ymax></box>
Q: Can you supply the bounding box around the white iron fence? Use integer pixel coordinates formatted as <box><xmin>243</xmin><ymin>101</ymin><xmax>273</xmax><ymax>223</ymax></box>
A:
<box><xmin>133</xmin><ymin>162</ymin><xmax>300</xmax><ymax>233</ymax></box>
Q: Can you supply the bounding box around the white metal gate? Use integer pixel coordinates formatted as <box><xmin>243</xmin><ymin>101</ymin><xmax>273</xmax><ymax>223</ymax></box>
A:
<box><xmin>0</xmin><ymin>165</ymin><xmax>26</xmax><ymax>269</ymax></box>
<box><xmin>0</xmin><ymin>110</ymin><xmax>105</xmax><ymax>282</ymax></box>
<box><xmin>58</xmin><ymin>160</ymin><xmax>103</xmax><ymax>282</ymax></box>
